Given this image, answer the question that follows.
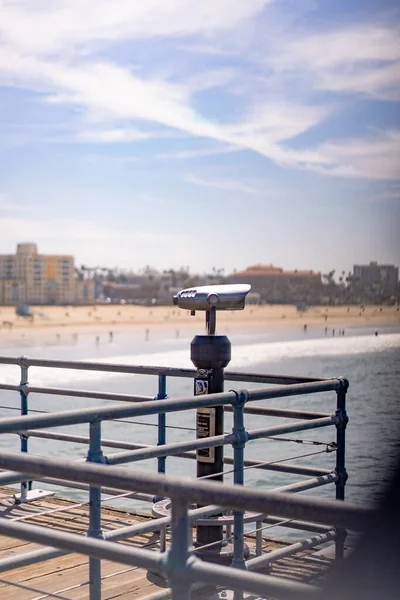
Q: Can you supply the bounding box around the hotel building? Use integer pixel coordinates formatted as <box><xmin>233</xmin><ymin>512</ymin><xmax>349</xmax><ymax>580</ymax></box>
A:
<box><xmin>0</xmin><ymin>243</ymin><xmax>95</xmax><ymax>305</ymax></box>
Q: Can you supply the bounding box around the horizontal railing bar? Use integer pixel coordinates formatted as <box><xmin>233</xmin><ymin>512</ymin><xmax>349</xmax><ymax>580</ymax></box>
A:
<box><xmin>0</xmin><ymin>546</ymin><xmax>64</xmax><ymax>575</ymax></box>
<box><xmin>0</xmin><ymin>518</ymin><xmax>163</xmax><ymax>573</ymax></box>
<box><xmin>201</xmin><ymin>475</ymin><xmax>338</xmax><ymax>525</ymax></box>
<box><xmin>105</xmin><ymin>417</ymin><xmax>337</xmax><ymax>465</ymax></box>
<box><xmin>272</xmin><ymin>473</ymin><xmax>338</xmax><ymax>493</ymax></box>
<box><xmin>0</xmin><ymin>384</ymin><xmax>21</xmax><ymax>392</ymax></box>
<box><xmin>260</xmin><ymin>516</ymin><xmax>331</xmax><ymax>533</ymax></box>
<box><xmin>21</xmin><ymin>431</ymin><xmax>331</xmax><ymax>477</ymax></box>
<box><xmin>0</xmin><ymin>356</ymin><xmax>328</xmax><ymax>385</ymax></box>
<box><xmin>0</xmin><ymin>518</ymin><xmax>321</xmax><ymax>600</ymax></box>
<box><xmin>1</xmin><ymin>461</ymin><xmax>332</xmax><ymax>492</ymax></box>
<box><xmin>247</xmin><ymin>379</ymin><xmax>342</xmax><ymax>401</ymax></box>
<box><xmin>0</xmin><ymin>452</ymin><xmax>372</xmax><ymax>530</ymax></box>
<box><xmin>228</xmin><ymin>457</ymin><xmax>331</xmax><ymax>477</ymax></box>
<box><xmin>247</xmin><ymin>530</ymin><xmax>337</xmax><ymax>570</ymax></box>
<box><xmin>28</xmin><ymin>379</ymin><xmax>341</xmax><ymax>403</ymax></box>
<box><xmin>0</xmin><ymin>470</ymin><xmax>28</xmax><ymax>485</ymax></box>
<box><xmin>225</xmin><ymin>405</ymin><xmax>330</xmax><ymax>419</ymax></box>
<box><xmin>225</xmin><ymin>371</ymin><xmax>326</xmax><ymax>384</ymax></box>
<box><xmin>0</xmin><ymin>472</ymin><xmax>155</xmax><ymax>502</ymax></box>
<box><xmin>23</xmin><ymin>430</ymin><xmax>148</xmax><ymax>449</ymax></box>
<box><xmin>0</xmin><ymin>356</ymin><xmax>197</xmax><ymax>377</ymax></box>
<box><xmin>15</xmin><ymin>384</ymin><xmax>153</xmax><ymax>404</ymax></box>
<box><xmin>0</xmin><ymin>380</ymin><xmax>343</xmax><ymax>434</ymax></box>
<box><xmin>106</xmin><ymin>433</ymin><xmax>235</xmax><ymax>466</ymax></box>
<box><xmin>248</xmin><ymin>416</ymin><xmax>337</xmax><ymax>441</ymax></box>
<box><xmin>0</xmin><ymin>504</ymin><xmax>221</xmax><ymax>574</ymax></box>
<box><xmin>0</xmin><ymin>393</ymin><xmax>237</xmax><ymax>433</ymax></box>
<box><xmin>0</xmin><ymin>393</ymin><xmax>329</xmax><ymax>421</ymax></box>
<box><xmin>105</xmin><ymin>505</ymin><xmax>221</xmax><ymax>542</ymax></box>
<box><xmin>0</xmin><ymin>512</ymin><xmax>333</xmax><ymax>578</ymax></box>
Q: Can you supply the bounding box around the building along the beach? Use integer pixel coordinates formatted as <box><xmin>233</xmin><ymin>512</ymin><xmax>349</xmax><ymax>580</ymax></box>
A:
<box><xmin>229</xmin><ymin>263</ymin><xmax>322</xmax><ymax>304</ymax></box>
<box><xmin>0</xmin><ymin>243</ymin><xmax>95</xmax><ymax>305</ymax></box>
<box><xmin>353</xmin><ymin>261</ymin><xmax>399</xmax><ymax>294</ymax></box>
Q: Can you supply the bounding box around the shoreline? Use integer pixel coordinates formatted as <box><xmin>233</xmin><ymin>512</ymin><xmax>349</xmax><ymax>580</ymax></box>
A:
<box><xmin>0</xmin><ymin>304</ymin><xmax>398</xmax><ymax>345</ymax></box>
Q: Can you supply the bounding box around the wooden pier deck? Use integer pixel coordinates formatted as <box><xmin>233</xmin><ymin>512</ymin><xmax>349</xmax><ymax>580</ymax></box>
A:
<box><xmin>0</xmin><ymin>487</ymin><xmax>334</xmax><ymax>599</ymax></box>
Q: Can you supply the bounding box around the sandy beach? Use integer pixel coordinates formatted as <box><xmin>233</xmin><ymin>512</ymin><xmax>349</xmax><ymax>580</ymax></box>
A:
<box><xmin>0</xmin><ymin>303</ymin><xmax>398</xmax><ymax>345</ymax></box>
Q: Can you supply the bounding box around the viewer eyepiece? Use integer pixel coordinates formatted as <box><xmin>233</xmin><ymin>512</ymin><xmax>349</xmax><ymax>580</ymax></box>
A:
<box><xmin>172</xmin><ymin>284</ymin><xmax>251</xmax><ymax>312</ymax></box>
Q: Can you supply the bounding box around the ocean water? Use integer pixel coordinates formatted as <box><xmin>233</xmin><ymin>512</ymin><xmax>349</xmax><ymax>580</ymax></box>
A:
<box><xmin>0</xmin><ymin>322</ymin><xmax>399</xmax><ymax>528</ymax></box>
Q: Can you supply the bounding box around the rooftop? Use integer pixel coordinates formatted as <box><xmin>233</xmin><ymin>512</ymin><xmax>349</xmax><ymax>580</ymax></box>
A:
<box><xmin>234</xmin><ymin>264</ymin><xmax>321</xmax><ymax>277</ymax></box>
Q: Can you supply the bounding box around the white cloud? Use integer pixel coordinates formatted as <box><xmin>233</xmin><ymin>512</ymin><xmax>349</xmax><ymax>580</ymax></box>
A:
<box><xmin>306</xmin><ymin>130</ymin><xmax>400</xmax><ymax>180</ymax></box>
<box><xmin>76</xmin><ymin>128</ymin><xmax>163</xmax><ymax>143</ymax></box>
<box><xmin>0</xmin><ymin>2</ymin><xmax>399</xmax><ymax>181</ymax></box>
<box><xmin>273</xmin><ymin>26</ymin><xmax>400</xmax><ymax>69</ymax></box>
<box><xmin>156</xmin><ymin>145</ymin><xmax>240</xmax><ymax>160</ymax></box>
<box><xmin>317</xmin><ymin>62</ymin><xmax>400</xmax><ymax>100</ymax></box>
<box><xmin>269</xmin><ymin>24</ymin><xmax>400</xmax><ymax>100</ymax></box>
<box><xmin>0</xmin><ymin>49</ymin><xmax>330</xmax><ymax>159</ymax></box>
<box><xmin>1</xmin><ymin>48</ymin><xmax>398</xmax><ymax>180</ymax></box>
<box><xmin>185</xmin><ymin>175</ymin><xmax>263</xmax><ymax>195</ymax></box>
<box><xmin>0</xmin><ymin>1</ymin><xmax>270</xmax><ymax>55</ymax></box>
<box><xmin>186</xmin><ymin>68</ymin><xmax>238</xmax><ymax>93</ymax></box>
<box><xmin>224</xmin><ymin>101</ymin><xmax>331</xmax><ymax>143</ymax></box>
<box><xmin>179</xmin><ymin>43</ymin><xmax>240</xmax><ymax>56</ymax></box>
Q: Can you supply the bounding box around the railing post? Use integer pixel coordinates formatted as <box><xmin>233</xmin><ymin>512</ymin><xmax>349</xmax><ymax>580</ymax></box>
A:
<box><xmin>87</xmin><ymin>420</ymin><xmax>107</xmax><ymax>600</ymax></box>
<box><xmin>335</xmin><ymin>377</ymin><xmax>349</xmax><ymax>561</ymax></box>
<box><xmin>157</xmin><ymin>374</ymin><xmax>167</xmax><ymax>476</ymax></box>
<box><xmin>231</xmin><ymin>390</ymin><xmax>249</xmax><ymax>600</ymax></box>
<box><xmin>153</xmin><ymin>374</ymin><xmax>167</xmax><ymax>505</ymax></box>
<box><xmin>166</xmin><ymin>499</ymin><xmax>192</xmax><ymax>600</ymax></box>
<box><xmin>19</xmin><ymin>356</ymin><xmax>30</xmax><ymax>498</ymax></box>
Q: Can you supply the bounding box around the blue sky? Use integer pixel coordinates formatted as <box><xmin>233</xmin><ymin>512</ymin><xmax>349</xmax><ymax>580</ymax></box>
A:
<box><xmin>0</xmin><ymin>0</ymin><xmax>399</xmax><ymax>276</ymax></box>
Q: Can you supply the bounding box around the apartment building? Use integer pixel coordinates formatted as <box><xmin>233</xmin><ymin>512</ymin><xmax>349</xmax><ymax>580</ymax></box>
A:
<box><xmin>353</xmin><ymin>262</ymin><xmax>399</xmax><ymax>293</ymax></box>
<box><xmin>0</xmin><ymin>243</ymin><xmax>95</xmax><ymax>305</ymax></box>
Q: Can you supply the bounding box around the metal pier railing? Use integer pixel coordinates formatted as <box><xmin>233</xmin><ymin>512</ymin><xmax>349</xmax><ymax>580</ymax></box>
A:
<box><xmin>0</xmin><ymin>355</ymin><xmax>363</xmax><ymax>600</ymax></box>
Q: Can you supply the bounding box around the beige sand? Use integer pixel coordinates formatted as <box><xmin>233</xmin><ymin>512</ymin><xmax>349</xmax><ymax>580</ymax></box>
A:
<box><xmin>0</xmin><ymin>303</ymin><xmax>398</xmax><ymax>344</ymax></box>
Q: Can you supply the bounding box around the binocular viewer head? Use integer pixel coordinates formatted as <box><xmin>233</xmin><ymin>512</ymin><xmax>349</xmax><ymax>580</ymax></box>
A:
<box><xmin>173</xmin><ymin>283</ymin><xmax>251</xmax><ymax>312</ymax></box>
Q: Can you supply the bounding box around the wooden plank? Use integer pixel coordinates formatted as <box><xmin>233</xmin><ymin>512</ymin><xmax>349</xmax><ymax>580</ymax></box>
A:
<box><xmin>0</xmin><ymin>540</ymin><xmax>46</xmax><ymax>560</ymax></box>
<box><xmin>0</xmin><ymin>536</ymin><xmax>31</xmax><ymax>552</ymax></box>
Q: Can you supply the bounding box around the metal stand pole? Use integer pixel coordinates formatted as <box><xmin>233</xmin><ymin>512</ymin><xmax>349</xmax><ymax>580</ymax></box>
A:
<box><xmin>335</xmin><ymin>378</ymin><xmax>349</xmax><ymax>561</ymax></box>
<box><xmin>191</xmin><ymin>315</ymin><xmax>232</xmax><ymax>563</ymax></box>
<box><xmin>87</xmin><ymin>421</ymin><xmax>107</xmax><ymax>600</ymax></box>
<box><xmin>157</xmin><ymin>374</ymin><xmax>167</xmax><ymax>477</ymax></box>
<box><xmin>195</xmin><ymin>365</ymin><xmax>226</xmax><ymax>552</ymax></box>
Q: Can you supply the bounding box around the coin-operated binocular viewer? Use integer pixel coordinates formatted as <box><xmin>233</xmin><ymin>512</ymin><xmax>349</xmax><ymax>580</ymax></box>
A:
<box><xmin>173</xmin><ymin>284</ymin><xmax>251</xmax><ymax>562</ymax></box>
